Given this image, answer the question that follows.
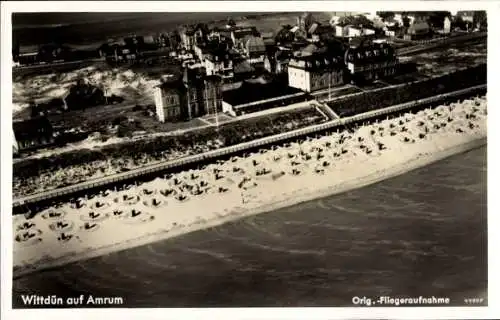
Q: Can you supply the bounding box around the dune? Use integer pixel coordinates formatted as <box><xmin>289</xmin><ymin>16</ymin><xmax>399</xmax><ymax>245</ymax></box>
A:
<box><xmin>12</xmin><ymin>66</ymin><xmax>160</xmax><ymax>115</ymax></box>
<box><xmin>13</xmin><ymin>96</ymin><xmax>487</xmax><ymax>277</ymax></box>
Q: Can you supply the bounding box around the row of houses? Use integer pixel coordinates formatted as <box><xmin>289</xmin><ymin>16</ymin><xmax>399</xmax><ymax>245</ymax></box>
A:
<box><xmin>176</xmin><ymin>23</ymin><xmax>268</xmax><ymax>82</ymax></box>
<box><xmin>156</xmin><ymin>37</ymin><xmax>399</xmax><ymax>123</ymax></box>
<box><xmin>287</xmin><ymin>39</ymin><xmax>398</xmax><ymax>93</ymax></box>
<box><xmin>369</xmin><ymin>11</ymin><xmax>485</xmax><ymax>39</ymax></box>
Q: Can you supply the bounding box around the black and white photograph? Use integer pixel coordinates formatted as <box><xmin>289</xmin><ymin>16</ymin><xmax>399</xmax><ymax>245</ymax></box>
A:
<box><xmin>0</xmin><ymin>1</ymin><xmax>497</xmax><ymax>319</ymax></box>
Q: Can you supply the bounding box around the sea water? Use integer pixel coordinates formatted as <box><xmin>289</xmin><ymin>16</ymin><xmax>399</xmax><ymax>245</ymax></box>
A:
<box><xmin>12</xmin><ymin>146</ymin><xmax>487</xmax><ymax>308</ymax></box>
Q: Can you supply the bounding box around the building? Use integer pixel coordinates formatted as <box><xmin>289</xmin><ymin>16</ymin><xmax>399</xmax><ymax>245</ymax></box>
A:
<box><xmin>288</xmin><ymin>44</ymin><xmax>346</xmax><ymax>93</ymax></box>
<box><xmin>443</xmin><ymin>16</ymin><xmax>452</xmax><ymax>34</ymax></box>
<box><xmin>456</xmin><ymin>11</ymin><xmax>474</xmax><ymax>23</ymax></box>
<box><xmin>35</xmin><ymin>43</ymin><xmax>72</xmax><ymax>63</ymax></box>
<box><xmin>330</xmin><ymin>16</ymin><xmax>342</xmax><ymax>27</ymax></box>
<box><xmin>301</xmin><ymin>13</ymin><xmax>314</xmax><ymax>33</ymax></box>
<box><xmin>335</xmin><ymin>23</ymin><xmax>376</xmax><ymax>39</ymax></box>
<box><xmin>404</xmin><ymin>20</ymin><xmax>431</xmax><ymax>40</ymax></box>
<box><xmin>394</xmin><ymin>13</ymin><xmax>416</xmax><ymax>26</ymax></box>
<box><xmin>244</xmin><ymin>35</ymin><xmax>266</xmax><ymax>67</ymax></box>
<box><xmin>292</xmin><ymin>13</ymin><xmax>312</xmax><ymax>39</ymax></box>
<box><xmin>231</xmin><ymin>26</ymin><xmax>260</xmax><ymax>51</ymax></box>
<box><xmin>384</xmin><ymin>25</ymin><xmax>401</xmax><ymax>37</ymax></box>
<box><xmin>222</xmin><ymin>80</ymin><xmax>306</xmax><ymax>116</ymax></box>
<box><xmin>308</xmin><ymin>23</ymin><xmax>336</xmax><ymax>42</ymax></box>
<box><xmin>275</xmin><ymin>26</ymin><xmax>296</xmax><ymax>45</ymax></box>
<box><xmin>232</xmin><ymin>58</ymin><xmax>255</xmax><ymax>82</ymax></box>
<box><xmin>13</xmin><ymin>117</ymin><xmax>55</xmax><ymax>152</ymax></box>
<box><xmin>335</xmin><ymin>24</ymin><xmax>350</xmax><ymax>38</ymax></box>
<box><xmin>344</xmin><ymin>40</ymin><xmax>398</xmax><ymax>83</ymax></box>
<box><xmin>204</xmin><ymin>47</ymin><xmax>234</xmax><ymax>80</ymax></box>
<box><xmin>347</xmin><ymin>26</ymin><xmax>363</xmax><ymax>38</ymax></box>
<box><xmin>183</xmin><ymin>66</ymin><xmax>223</xmax><ymax>119</ymax></box>
<box><xmin>154</xmin><ymin>67</ymin><xmax>223</xmax><ymax>121</ymax></box>
<box><xmin>154</xmin><ymin>81</ymin><xmax>182</xmax><ymax>122</ymax></box>
<box><xmin>288</xmin><ymin>25</ymin><xmax>307</xmax><ymax>41</ymax></box>
<box><xmin>179</xmin><ymin>24</ymin><xmax>210</xmax><ymax>50</ymax></box>
<box><xmin>100</xmin><ymin>40</ymin><xmax>140</xmax><ymax>63</ymax></box>
<box><xmin>362</xmin><ymin>28</ymin><xmax>376</xmax><ymax>36</ymax></box>
<box><xmin>155</xmin><ymin>33</ymin><xmax>170</xmax><ymax>48</ymax></box>
<box><xmin>16</xmin><ymin>49</ymin><xmax>38</xmax><ymax>65</ymax></box>
<box><xmin>264</xmin><ymin>49</ymin><xmax>293</xmax><ymax>74</ymax></box>
<box><xmin>194</xmin><ymin>39</ymin><xmax>231</xmax><ymax>63</ymax></box>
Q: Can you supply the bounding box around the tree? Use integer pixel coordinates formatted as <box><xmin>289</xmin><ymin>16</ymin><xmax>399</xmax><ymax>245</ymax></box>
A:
<box><xmin>426</xmin><ymin>11</ymin><xmax>451</xmax><ymax>29</ymax></box>
<box><xmin>402</xmin><ymin>16</ymin><xmax>411</xmax><ymax>28</ymax></box>
<box><xmin>226</xmin><ymin>18</ymin><xmax>236</xmax><ymax>28</ymax></box>
<box><xmin>29</xmin><ymin>100</ymin><xmax>38</xmax><ymax>118</ymax></box>
<box><xmin>473</xmin><ymin>11</ymin><xmax>487</xmax><ymax>30</ymax></box>
<box><xmin>377</xmin><ymin>11</ymin><xmax>395</xmax><ymax>21</ymax></box>
<box><xmin>12</xmin><ymin>40</ymin><xmax>20</xmax><ymax>62</ymax></box>
<box><xmin>339</xmin><ymin>15</ymin><xmax>374</xmax><ymax>28</ymax></box>
<box><xmin>453</xmin><ymin>16</ymin><xmax>472</xmax><ymax>31</ymax></box>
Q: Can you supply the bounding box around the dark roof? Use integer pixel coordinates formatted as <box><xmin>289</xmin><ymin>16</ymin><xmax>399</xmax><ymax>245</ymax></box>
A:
<box><xmin>344</xmin><ymin>42</ymin><xmax>396</xmax><ymax>64</ymax></box>
<box><xmin>386</xmin><ymin>25</ymin><xmax>401</xmax><ymax>31</ymax></box>
<box><xmin>182</xmin><ymin>28</ymin><xmax>195</xmax><ymax>36</ymax></box>
<box><xmin>290</xmin><ymin>54</ymin><xmax>344</xmax><ymax>72</ymax></box>
<box><xmin>232</xmin><ymin>27</ymin><xmax>259</xmax><ymax>39</ymax></box>
<box><xmin>233</xmin><ymin>59</ymin><xmax>255</xmax><ymax>74</ymax></box>
<box><xmin>182</xmin><ymin>66</ymin><xmax>222</xmax><ymax>86</ymax></box>
<box><xmin>298</xmin><ymin>40</ymin><xmax>345</xmax><ymax>58</ymax></box>
<box><xmin>205</xmin><ymin>47</ymin><xmax>231</xmax><ymax>61</ymax></box>
<box><xmin>275</xmin><ymin>50</ymin><xmax>293</xmax><ymax>60</ymax></box>
<box><xmin>222</xmin><ymin>81</ymin><xmax>303</xmax><ymax>106</ymax></box>
<box><xmin>308</xmin><ymin>23</ymin><xmax>320</xmax><ymax>34</ymax></box>
<box><xmin>13</xmin><ymin>117</ymin><xmax>53</xmax><ymax>141</ymax></box>
<box><xmin>159</xmin><ymin>74</ymin><xmax>183</xmax><ymax>91</ymax></box>
<box><xmin>204</xmin><ymin>74</ymin><xmax>222</xmax><ymax>83</ymax></box>
<box><xmin>348</xmin><ymin>37</ymin><xmax>365</xmax><ymax>48</ymax></box>
<box><xmin>183</xmin><ymin>66</ymin><xmax>205</xmax><ymax>85</ymax></box>
<box><xmin>160</xmin><ymin>81</ymin><xmax>182</xmax><ymax>91</ymax></box>
<box><xmin>198</xmin><ymin>39</ymin><xmax>230</xmax><ymax>51</ymax></box>
<box><xmin>182</xmin><ymin>23</ymin><xmax>209</xmax><ymax>36</ymax></box>
<box><xmin>408</xmin><ymin>21</ymin><xmax>430</xmax><ymax>32</ymax></box>
<box><xmin>246</xmin><ymin>36</ymin><xmax>266</xmax><ymax>53</ymax></box>
<box><xmin>336</xmin><ymin>21</ymin><xmax>350</xmax><ymax>27</ymax></box>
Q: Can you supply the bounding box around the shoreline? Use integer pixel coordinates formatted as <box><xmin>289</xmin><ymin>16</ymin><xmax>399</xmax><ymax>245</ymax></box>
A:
<box><xmin>13</xmin><ymin>135</ymin><xmax>486</xmax><ymax>279</ymax></box>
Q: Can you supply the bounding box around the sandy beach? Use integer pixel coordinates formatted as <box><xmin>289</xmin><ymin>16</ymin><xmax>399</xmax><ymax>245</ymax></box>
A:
<box><xmin>13</xmin><ymin>96</ymin><xmax>487</xmax><ymax>277</ymax></box>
